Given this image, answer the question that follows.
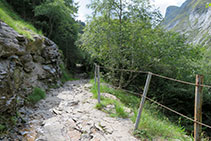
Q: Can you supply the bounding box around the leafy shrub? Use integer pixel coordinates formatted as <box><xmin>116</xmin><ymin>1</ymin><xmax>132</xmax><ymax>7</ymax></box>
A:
<box><xmin>27</xmin><ymin>87</ymin><xmax>46</xmax><ymax>104</ymax></box>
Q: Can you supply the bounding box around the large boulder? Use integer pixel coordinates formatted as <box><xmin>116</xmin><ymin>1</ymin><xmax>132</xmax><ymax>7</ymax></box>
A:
<box><xmin>0</xmin><ymin>22</ymin><xmax>62</xmax><ymax>113</ymax></box>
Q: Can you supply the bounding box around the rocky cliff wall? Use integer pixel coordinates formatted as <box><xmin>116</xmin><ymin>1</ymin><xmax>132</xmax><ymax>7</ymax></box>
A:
<box><xmin>0</xmin><ymin>22</ymin><xmax>62</xmax><ymax>113</ymax></box>
<box><xmin>162</xmin><ymin>0</ymin><xmax>211</xmax><ymax>46</ymax></box>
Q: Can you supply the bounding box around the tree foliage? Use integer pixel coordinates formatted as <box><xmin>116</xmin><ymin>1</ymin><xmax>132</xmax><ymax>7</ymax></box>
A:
<box><xmin>34</xmin><ymin>0</ymin><xmax>79</xmax><ymax>68</ymax></box>
<box><xmin>80</xmin><ymin>0</ymin><xmax>202</xmax><ymax>87</ymax></box>
<box><xmin>6</xmin><ymin>0</ymin><xmax>80</xmax><ymax>69</ymax></box>
<box><xmin>79</xmin><ymin>0</ymin><xmax>207</xmax><ymax>135</ymax></box>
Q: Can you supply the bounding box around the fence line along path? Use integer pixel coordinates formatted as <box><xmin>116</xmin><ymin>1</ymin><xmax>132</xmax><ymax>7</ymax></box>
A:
<box><xmin>95</xmin><ymin>64</ymin><xmax>211</xmax><ymax>141</ymax></box>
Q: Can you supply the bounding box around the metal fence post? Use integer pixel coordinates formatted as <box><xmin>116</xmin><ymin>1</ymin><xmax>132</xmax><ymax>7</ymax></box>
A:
<box><xmin>94</xmin><ymin>63</ymin><xmax>97</xmax><ymax>85</ymax></box>
<box><xmin>194</xmin><ymin>74</ymin><xmax>203</xmax><ymax>141</ymax></box>
<box><xmin>97</xmin><ymin>65</ymin><xmax>101</xmax><ymax>104</ymax></box>
<box><xmin>134</xmin><ymin>72</ymin><xmax>152</xmax><ymax>130</ymax></box>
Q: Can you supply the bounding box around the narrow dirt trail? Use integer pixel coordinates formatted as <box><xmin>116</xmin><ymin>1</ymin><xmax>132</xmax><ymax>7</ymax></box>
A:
<box><xmin>20</xmin><ymin>80</ymin><xmax>139</xmax><ymax>141</ymax></box>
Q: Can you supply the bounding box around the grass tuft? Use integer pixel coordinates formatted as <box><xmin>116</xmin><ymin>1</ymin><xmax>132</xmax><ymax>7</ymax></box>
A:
<box><xmin>27</xmin><ymin>87</ymin><xmax>46</xmax><ymax>104</ymax></box>
<box><xmin>91</xmin><ymin>79</ymin><xmax>129</xmax><ymax>118</ymax></box>
<box><xmin>115</xmin><ymin>102</ymin><xmax>129</xmax><ymax>118</ymax></box>
<box><xmin>95</xmin><ymin>103</ymin><xmax>105</xmax><ymax>110</ymax></box>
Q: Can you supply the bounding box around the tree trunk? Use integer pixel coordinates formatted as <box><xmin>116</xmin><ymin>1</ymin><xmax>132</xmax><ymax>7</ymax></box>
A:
<box><xmin>48</xmin><ymin>17</ymin><xmax>54</xmax><ymax>38</ymax></box>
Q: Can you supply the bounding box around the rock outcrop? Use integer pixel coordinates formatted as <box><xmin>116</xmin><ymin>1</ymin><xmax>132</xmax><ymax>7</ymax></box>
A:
<box><xmin>162</xmin><ymin>0</ymin><xmax>211</xmax><ymax>46</ymax></box>
<box><xmin>0</xmin><ymin>22</ymin><xmax>62</xmax><ymax>113</ymax></box>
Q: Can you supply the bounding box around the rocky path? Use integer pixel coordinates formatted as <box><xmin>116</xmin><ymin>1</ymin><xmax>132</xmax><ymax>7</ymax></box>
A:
<box><xmin>19</xmin><ymin>80</ymin><xmax>138</xmax><ymax>141</ymax></box>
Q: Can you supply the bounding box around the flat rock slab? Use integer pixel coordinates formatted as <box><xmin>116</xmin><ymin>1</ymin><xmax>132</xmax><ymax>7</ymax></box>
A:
<box><xmin>20</xmin><ymin>80</ymin><xmax>139</xmax><ymax>141</ymax></box>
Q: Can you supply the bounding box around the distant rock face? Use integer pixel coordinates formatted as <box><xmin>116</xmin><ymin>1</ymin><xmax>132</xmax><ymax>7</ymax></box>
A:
<box><xmin>164</xmin><ymin>6</ymin><xmax>179</xmax><ymax>20</ymax></box>
<box><xmin>162</xmin><ymin>0</ymin><xmax>211</xmax><ymax>45</ymax></box>
<box><xmin>0</xmin><ymin>22</ymin><xmax>62</xmax><ymax>113</ymax></box>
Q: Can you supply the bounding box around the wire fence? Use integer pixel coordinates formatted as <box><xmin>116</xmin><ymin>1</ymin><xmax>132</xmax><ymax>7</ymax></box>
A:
<box><xmin>110</xmin><ymin>79</ymin><xmax>211</xmax><ymax>129</ymax></box>
<box><xmin>100</xmin><ymin>65</ymin><xmax>211</xmax><ymax>88</ymax></box>
<box><xmin>100</xmin><ymin>66</ymin><xmax>148</xmax><ymax>74</ymax></box>
<box><xmin>94</xmin><ymin>64</ymin><xmax>211</xmax><ymax>139</ymax></box>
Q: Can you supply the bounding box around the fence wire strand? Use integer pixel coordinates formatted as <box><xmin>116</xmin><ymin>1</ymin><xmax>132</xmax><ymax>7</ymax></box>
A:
<box><xmin>111</xmin><ymin>85</ymin><xmax>211</xmax><ymax>129</ymax></box>
<box><xmin>96</xmin><ymin>64</ymin><xmax>211</xmax><ymax>129</ymax></box>
<box><xmin>151</xmin><ymin>72</ymin><xmax>211</xmax><ymax>88</ymax></box>
<box><xmin>99</xmin><ymin>65</ymin><xmax>211</xmax><ymax>88</ymax></box>
<box><xmin>100</xmin><ymin>66</ymin><xmax>148</xmax><ymax>74</ymax></box>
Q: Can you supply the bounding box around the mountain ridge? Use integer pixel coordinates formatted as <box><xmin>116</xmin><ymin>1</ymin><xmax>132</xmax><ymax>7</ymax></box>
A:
<box><xmin>162</xmin><ymin>0</ymin><xmax>211</xmax><ymax>46</ymax></box>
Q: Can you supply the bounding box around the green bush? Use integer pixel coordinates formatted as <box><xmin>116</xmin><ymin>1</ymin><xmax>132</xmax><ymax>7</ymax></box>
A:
<box><xmin>27</xmin><ymin>87</ymin><xmax>46</xmax><ymax>104</ymax></box>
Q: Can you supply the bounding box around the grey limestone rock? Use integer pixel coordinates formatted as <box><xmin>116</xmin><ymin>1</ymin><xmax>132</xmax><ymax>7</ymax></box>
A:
<box><xmin>0</xmin><ymin>22</ymin><xmax>62</xmax><ymax>113</ymax></box>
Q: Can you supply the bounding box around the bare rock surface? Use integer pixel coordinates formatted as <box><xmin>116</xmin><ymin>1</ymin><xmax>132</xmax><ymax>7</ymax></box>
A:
<box><xmin>15</xmin><ymin>80</ymin><xmax>139</xmax><ymax>141</ymax></box>
<box><xmin>163</xmin><ymin>0</ymin><xmax>211</xmax><ymax>45</ymax></box>
<box><xmin>0</xmin><ymin>22</ymin><xmax>62</xmax><ymax>113</ymax></box>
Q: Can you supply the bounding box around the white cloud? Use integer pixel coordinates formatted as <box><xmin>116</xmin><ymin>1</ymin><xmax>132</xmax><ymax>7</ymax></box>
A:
<box><xmin>75</xmin><ymin>0</ymin><xmax>92</xmax><ymax>21</ymax></box>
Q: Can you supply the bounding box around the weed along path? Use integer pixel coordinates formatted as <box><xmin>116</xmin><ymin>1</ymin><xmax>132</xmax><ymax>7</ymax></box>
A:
<box><xmin>19</xmin><ymin>80</ymin><xmax>138</xmax><ymax>141</ymax></box>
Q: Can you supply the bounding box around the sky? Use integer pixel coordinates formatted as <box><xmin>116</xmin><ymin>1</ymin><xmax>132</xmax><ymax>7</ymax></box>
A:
<box><xmin>74</xmin><ymin>0</ymin><xmax>186</xmax><ymax>22</ymax></box>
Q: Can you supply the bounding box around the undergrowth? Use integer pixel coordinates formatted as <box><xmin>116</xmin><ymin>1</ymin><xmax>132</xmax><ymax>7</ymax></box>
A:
<box><xmin>95</xmin><ymin>98</ymin><xmax>129</xmax><ymax>118</ymax></box>
<box><xmin>0</xmin><ymin>0</ymin><xmax>42</xmax><ymax>39</ymax></box>
<box><xmin>89</xmin><ymin>79</ymin><xmax>191</xmax><ymax>140</ymax></box>
<box><xmin>91</xmin><ymin>79</ymin><xmax>129</xmax><ymax>118</ymax></box>
<box><xmin>27</xmin><ymin>87</ymin><xmax>46</xmax><ymax>104</ymax></box>
<box><xmin>60</xmin><ymin>64</ymin><xmax>78</xmax><ymax>83</ymax></box>
<box><xmin>0</xmin><ymin>112</ymin><xmax>21</xmax><ymax>135</ymax></box>
<box><xmin>60</xmin><ymin>64</ymin><xmax>72</xmax><ymax>83</ymax></box>
<box><xmin>0</xmin><ymin>124</ymin><xmax>5</xmax><ymax>132</ymax></box>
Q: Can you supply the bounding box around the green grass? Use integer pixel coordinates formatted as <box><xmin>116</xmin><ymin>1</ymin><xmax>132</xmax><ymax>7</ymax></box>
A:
<box><xmin>0</xmin><ymin>0</ymin><xmax>42</xmax><ymax>39</ymax></box>
<box><xmin>114</xmin><ymin>102</ymin><xmax>129</xmax><ymax>118</ymax></box>
<box><xmin>94</xmin><ymin>96</ymin><xmax>129</xmax><ymax>118</ymax></box>
<box><xmin>95</xmin><ymin>103</ymin><xmax>105</xmax><ymax>110</ymax></box>
<box><xmin>131</xmin><ymin>108</ymin><xmax>189</xmax><ymax>140</ymax></box>
<box><xmin>91</xmin><ymin>79</ymin><xmax>130</xmax><ymax>118</ymax></box>
<box><xmin>27</xmin><ymin>87</ymin><xmax>46</xmax><ymax>104</ymax></box>
<box><xmin>90</xmin><ymin>79</ymin><xmax>191</xmax><ymax>140</ymax></box>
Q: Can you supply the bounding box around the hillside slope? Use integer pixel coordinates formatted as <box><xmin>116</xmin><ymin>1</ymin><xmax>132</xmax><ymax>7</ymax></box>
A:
<box><xmin>0</xmin><ymin>0</ymin><xmax>42</xmax><ymax>39</ymax></box>
<box><xmin>162</xmin><ymin>0</ymin><xmax>211</xmax><ymax>46</ymax></box>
